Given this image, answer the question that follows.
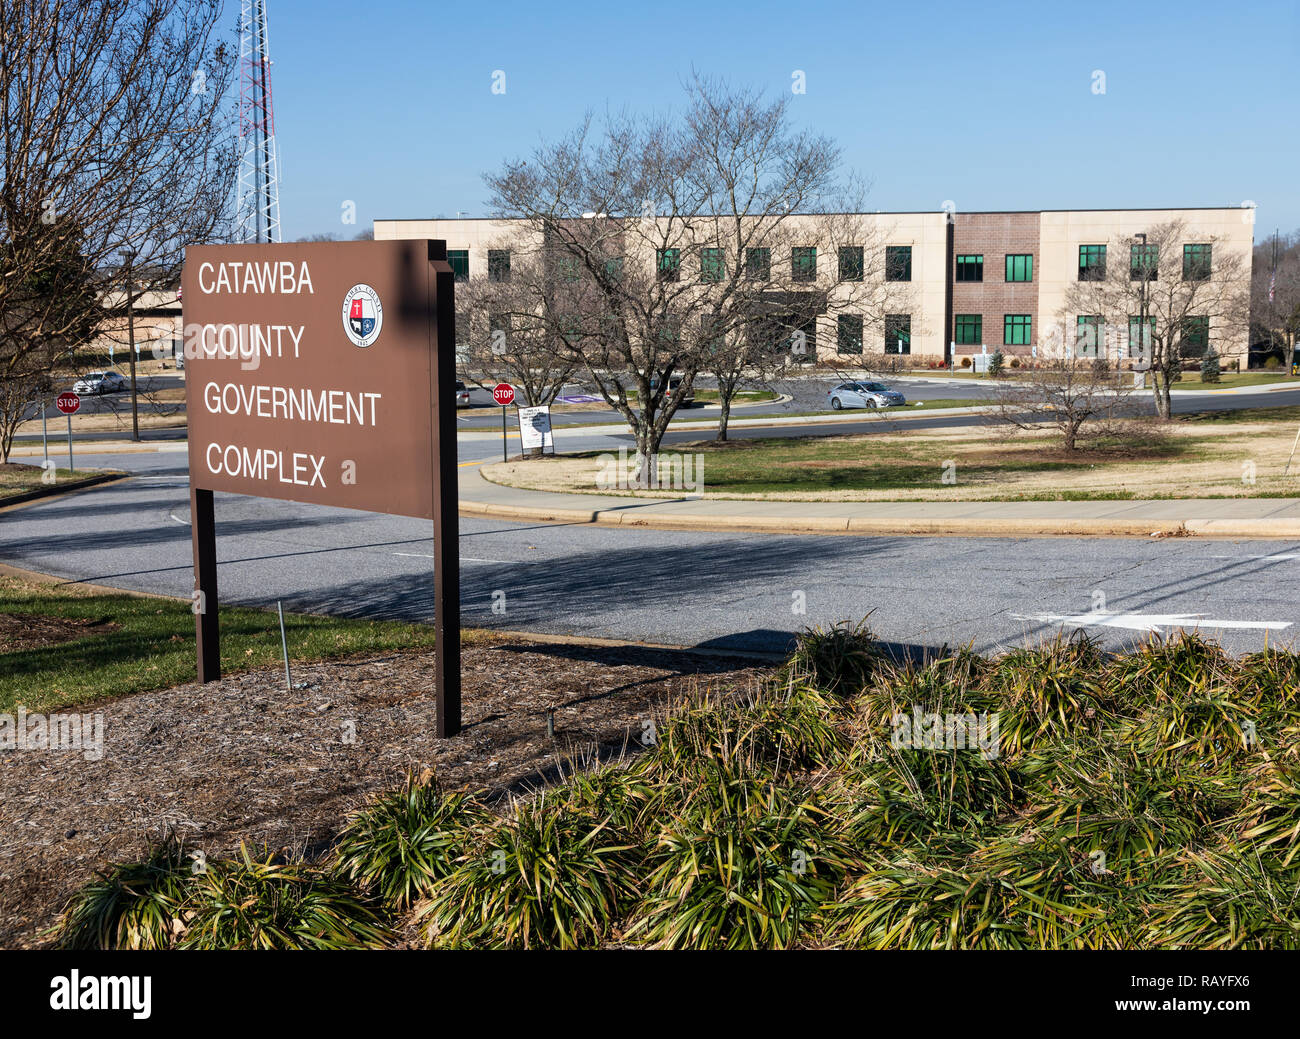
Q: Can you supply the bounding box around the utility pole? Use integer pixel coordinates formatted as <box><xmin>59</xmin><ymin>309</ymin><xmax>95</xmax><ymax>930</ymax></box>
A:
<box><xmin>1134</xmin><ymin>232</ymin><xmax>1149</xmax><ymax>379</ymax></box>
<box><xmin>126</xmin><ymin>250</ymin><xmax>140</xmax><ymax>440</ymax></box>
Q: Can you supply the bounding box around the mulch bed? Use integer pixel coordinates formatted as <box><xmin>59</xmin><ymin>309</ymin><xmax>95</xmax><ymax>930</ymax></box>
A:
<box><xmin>0</xmin><ymin>612</ymin><xmax>120</xmax><ymax>654</ymax></box>
<box><xmin>0</xmin><ymin>637</ymin><xmax>771</xmax><ymax>949</ymax></box>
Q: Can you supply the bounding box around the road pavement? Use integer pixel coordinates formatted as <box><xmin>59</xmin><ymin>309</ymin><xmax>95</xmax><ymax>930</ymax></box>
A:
<box><xmin>3</xmin><ymin>447</ymin><xmax>1298</xmax><ymax>658</ymax></box>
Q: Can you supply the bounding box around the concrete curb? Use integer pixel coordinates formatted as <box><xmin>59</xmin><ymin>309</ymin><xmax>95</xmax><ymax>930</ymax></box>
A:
<box><xmin>0</xmin><ymin>471</ymin><xmax>129</xmax><ymax>510</ymax></box>
<box><xmin>458</xmin><ymin>497</ymin><xmax>1300</xmax><ymax>539</ymax></box>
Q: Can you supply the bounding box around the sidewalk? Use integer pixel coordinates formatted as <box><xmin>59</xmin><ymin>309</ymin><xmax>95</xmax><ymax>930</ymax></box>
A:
<box><xmin>459</xmin><ymin>467</ymin><xmax>1300</xmax><ymax>538</ymax></box>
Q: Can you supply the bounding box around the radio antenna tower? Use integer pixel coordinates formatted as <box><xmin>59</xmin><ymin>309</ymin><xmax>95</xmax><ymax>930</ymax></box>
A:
<box><xmin>235</xmin><ymin>0</ymin><xmax>281</xmax><ymax>243</ymax></box>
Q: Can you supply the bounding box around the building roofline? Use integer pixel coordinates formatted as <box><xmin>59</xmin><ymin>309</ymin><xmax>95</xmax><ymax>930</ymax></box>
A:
<box><xmin>375</xmin><ymin>206</ymin><xmax>1250</xmax><ymax>222</ymax></box>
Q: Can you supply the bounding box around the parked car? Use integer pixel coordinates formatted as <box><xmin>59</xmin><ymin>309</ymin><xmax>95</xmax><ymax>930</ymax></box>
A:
<box><xmin>73</xmin><ymin>371</ymin><xmax>128</xmax><ymax>395</ymax></box>
<box><xmin>827</xmin><ymin>381</ymin><xmax>906</xmax><ymax>410</ymax></box>
<box><xmin>454</xmin><ymin>380</ymin><xmax>471</xmax><ymax>408</ymax></box>
<box><xmin>649</xmin><ymin>374</ymin><xmax>695</xmax><ymax>406</ymax></box>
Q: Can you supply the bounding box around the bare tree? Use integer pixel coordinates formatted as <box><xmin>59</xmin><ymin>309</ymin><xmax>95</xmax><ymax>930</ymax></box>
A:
<box><xmin>990</xmin><ymin>359</ymin><xmax>1144</xmax><ymax>452</ymax></box>
<box><xmin>455</xmin><ymin>242</ymin><xmax>579</xmax><ymax>409</ymax></box>
<box><xmin>481</xmin><ymin>76</ymin><xmax>903</xmax><ymax>482</ymax></box>
<box><xmin>0</xmin><ymin>0</ymin><xmax>236</xmax><ymax>457</ymax></box>
<box><xmin>1251</xmin><ymin>229</ymin><xmax>1300</xmax><ymax>365</ymax></box>
<box><xmin>1062</xmin><ymin>220</ymin><xmax>1250</xmax><ymax>420</ymax></box>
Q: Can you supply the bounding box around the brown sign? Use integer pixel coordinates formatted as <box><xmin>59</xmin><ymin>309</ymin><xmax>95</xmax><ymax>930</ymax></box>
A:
<box><xmin>182</xmin><ymin>239</ymin><xmax>462</xmax><ymax>735</ymax></box>
<box><xmin>184</xmin><ymin>239</ymin><xmax>444</xmax><ymax>518</ymax></box>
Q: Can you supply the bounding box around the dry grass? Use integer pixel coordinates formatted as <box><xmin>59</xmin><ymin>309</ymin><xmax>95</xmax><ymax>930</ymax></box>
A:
<box><xmin>482</xmin><ymin>413</ymin><xmax>1300</xmax><ymax>502</ymax></box>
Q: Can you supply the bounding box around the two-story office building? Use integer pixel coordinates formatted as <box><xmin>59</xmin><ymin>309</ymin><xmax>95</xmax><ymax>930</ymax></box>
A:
<box><xmin>376</xmin><ymin>207</ymin><xmax>1253</xmax><ymax>366</ymax></box>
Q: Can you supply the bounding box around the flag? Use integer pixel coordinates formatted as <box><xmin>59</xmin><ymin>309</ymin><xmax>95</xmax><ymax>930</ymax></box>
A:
<box><xmin>1269</xmin><ymin>269</ymin><xmax>1276</xmax><ymax>304</ymax></box>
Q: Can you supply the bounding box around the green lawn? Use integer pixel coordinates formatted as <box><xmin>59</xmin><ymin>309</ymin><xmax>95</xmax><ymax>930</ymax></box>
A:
<box><xmin>0</xmin><ymin>464</ymin><xmax>103</xmax><ymax>501</ymax></box>
<box><xmin>900</xmin><ymin>369</ymin><xmax>1298</xmax><ymax>389</ymax></box>
<box><xmin>581</xmin><ymin>433</ymin><xmax>1183</xmax><ymax>497</ymax></box>
<box><xmin>1172</xmin><ymin>371</ymin><xmax>1300</xmax><ymax>390</ymax></box>
<box><xmin>1183</xmin><ymin>404</ymin><xmax>1300</xmax><ymax>423</ymax></box>
<box><xmin>771</xmin><ymin>398</ymin><xmax>987</xmax><ymax>420</ymax></box>
<box><xmin>0</xmin><ymin>575</ymin><xmax>445</xmax><ymax>713</ymax></box>
<box><xmin>690</xmin><ymin>389</ymin><xmax>779</xmax><ymax>404</ymax></box>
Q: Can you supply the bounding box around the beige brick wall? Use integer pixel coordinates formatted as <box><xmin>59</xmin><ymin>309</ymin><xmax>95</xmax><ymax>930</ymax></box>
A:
<box><xmin>1037</xmin><ymin>208</ymin><xmax>1254</xmax><ymax>361</ymax></box>
<box><xmin>377</xmin><ymin>208</ymin><xmax>1253</xmax><ymax>364</ymax></box>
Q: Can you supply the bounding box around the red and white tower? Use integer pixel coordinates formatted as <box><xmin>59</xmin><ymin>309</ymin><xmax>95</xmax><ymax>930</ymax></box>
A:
<box><xmin>236</xmin><ymin>0</ymin><xmax>281</xmax><ymax>243</ymax></box>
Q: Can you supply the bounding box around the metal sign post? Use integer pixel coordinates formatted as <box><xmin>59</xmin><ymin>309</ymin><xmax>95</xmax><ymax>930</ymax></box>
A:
<box><xmin>55</xmin><ymin>392</ymin><xmax>80</xmax><ymax>473</ymax></box>
<box><xmin>183</xmin><ymin>239</ymin><xmax>462</xmax><ymax>736</ymax></box>
<box><xmin>492</xmin><ymin>383</ymin><xmax>516</xmax><ymax>462</ymax></box>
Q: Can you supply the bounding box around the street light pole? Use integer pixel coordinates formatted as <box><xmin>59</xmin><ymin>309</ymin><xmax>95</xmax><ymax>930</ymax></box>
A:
<box><xmin>126</xmin><ymin>250</ymin><xmax>140</xmax><ymax>441</ymax></box>
<box><xmin>1134</xmin><ymin>232</ymin><xmax>1149</xmax><ymax>378</ymax></box>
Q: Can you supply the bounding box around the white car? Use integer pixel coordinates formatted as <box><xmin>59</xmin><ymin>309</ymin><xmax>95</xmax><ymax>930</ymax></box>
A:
<box><xmin>455</xmin><ymin>380</ymin><xmax>471</xmax><ymax>407</ymax></box>
<box><xmin>827</xmin><ymin>381</ymin><xmax>907</xmax><ymax>410</ymax></box>
<box><xmin>73</xmin><ymin>371</ymin><xmax>128</xmax><ymax>395</ymax></box>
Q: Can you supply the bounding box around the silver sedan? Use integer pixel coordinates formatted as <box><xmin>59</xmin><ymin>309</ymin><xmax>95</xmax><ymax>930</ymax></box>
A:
<box><xmin>72</xmin><ymin>371</ymin><xmax>128</xmax><ymax>395</ymax></box>
<box><xmin>827</xmin><ymin>381</ymin><xmax>907</xmax><ymax>410</ymax></box>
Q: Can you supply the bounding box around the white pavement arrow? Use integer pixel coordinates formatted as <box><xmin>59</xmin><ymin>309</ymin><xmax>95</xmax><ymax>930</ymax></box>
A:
<box><xmin>1011</xmin><ymin>611</ymin><xmax>1293</xmax><ymax>635</ymax></box>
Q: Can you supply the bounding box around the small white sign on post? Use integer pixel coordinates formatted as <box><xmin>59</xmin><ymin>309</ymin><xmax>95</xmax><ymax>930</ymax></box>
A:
<box><xmin>518</xmin><ymin>405</ymin><xmax>554</xmax><ymax>454</ymax></box>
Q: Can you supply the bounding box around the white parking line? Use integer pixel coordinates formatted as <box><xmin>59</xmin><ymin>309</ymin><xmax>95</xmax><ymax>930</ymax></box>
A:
<box><xmin>393</xmin><ymin>552</ymin><xmax>536</xmax><ymax>565</ymax></box>
<box><xmin>1209</xmin><ymin>554</ymin><xmax>1300</xmax><ymax>561</ymax></box>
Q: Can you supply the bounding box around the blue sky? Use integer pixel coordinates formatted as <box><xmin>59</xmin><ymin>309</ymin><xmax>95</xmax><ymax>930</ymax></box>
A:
<box><xmin>253</xmin><ymin>0</ymin><xmax>1299</xmax><ymax>242</ymax></box>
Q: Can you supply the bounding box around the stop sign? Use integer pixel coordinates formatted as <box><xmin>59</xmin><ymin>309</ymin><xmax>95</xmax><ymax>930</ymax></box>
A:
<box><xmin>56</xmin><ymin>392</ymin><xmax>81</xmax><ymax>415</ymax></box>
<box><xmin>492</xmin><ymin>383</ymin><xmax>516</xmax><ymax>407</ymax></box>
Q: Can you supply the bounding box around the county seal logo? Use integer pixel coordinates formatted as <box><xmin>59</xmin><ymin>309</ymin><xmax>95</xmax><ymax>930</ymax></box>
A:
<box><xmin>342</xmin><ymin>284</ymin><xmax>383</xmax><ymax>348</ymax></box>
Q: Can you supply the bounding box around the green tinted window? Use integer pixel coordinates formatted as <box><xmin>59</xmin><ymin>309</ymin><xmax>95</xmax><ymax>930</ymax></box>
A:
<box><xmin>1130</xmin><ymin>244</ymin><xmax>1158</xmax><ymax>281</ymax></box>
<box><xmin>448</xmin><ymin>250</ymin><xmax>469</xmax><ymax>282</ymax></box>
<box><xmin>745</xmin><ymin>247</ymin><xmax>770</xmax><ymax>281</ymax></box>
<box><xmin>838</xmin><ymin>246</ymin><xmax>864</xmax><ymax>281</ymax></box>
<box><xmin>700</xmin><ymin>247</ymin><xmax>725</xmax><ymax>283</ymax></box>
<box><xmin>1005</xmin><ymin>254</ymin><xmax>1033</xmax><ymax>282</ymax></box>
<box><xmin>792</xmin><ymin>247</ymin><xmax>817</xmax><ymax>282</ymax></box>
<box><xmin>1076</xmin><ymin>315</ymin><xmax>1103</xmax><ymax>356</ymax></box>
<box><xmin>1004</xmin><ymin>314</ymin><xmax>1032</xmax><ymax>346</ymax></box>
<box><xmin>956</xmin><ymin>255</ymin><xmax>983</xmax><ymax>282</ymax></box>
<box><xmin>1183</xmin><ymin>244</ymin><xmax>1212</xmax><ymax>281</ymax></box>
<box><xmin>885</xmin><ymin>246</ymin><xmax>912</xmax><ymax>281</ymax></box>
<box><xmin>1180</xmin><ymin>315</ymin><xmax>1210</xmax><ymax>356</ymax></box>
<box><xmin>885</xmin><ymin>314</ymin><xmax>911</xmax><ymax>354</ymax></box>
<box><xmin>954</xmin><ymin>314</ymin><xmax>982</xmax><ymax>344</ymax></box>
<box><xmin>837</xmin><ymin>314</ymin><xmax>863</xmax><ymax>355</ymax></box>
<box><xmin>657</xmin><ymin>248</ymin><xmax>680</xmax><ymax>282</ymax></box>
<box><xmin>1128</xmin><ymin>315</ymin><xmax>1155</xmax><ymax>357</ymax></box>
<box><xmin>1078</xmin><ymin>245</ymin><xmax>1106</xmax><ymax>281</ymax></box>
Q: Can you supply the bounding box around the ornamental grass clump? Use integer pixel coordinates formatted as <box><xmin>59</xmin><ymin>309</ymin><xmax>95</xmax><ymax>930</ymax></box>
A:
<box><xmin>849</xmin><ymin>651</ymin><xmax>995</xmax><ymax>738</ymax></box>
<box><xmin>984</xmin><ymin>635</ymin><xmax>1112</xmax><ymax>758</ymax></box>
<box><xmin>831</xmin><ymin>742</ymin><xmax>1023</xmax><ymax>850</ymax></box>
<box><xmin>1016</xmin><ymin>743</ymin><xmax>1239</xmax><ymax>868</ymax></box>
<box><xmin>787</xmin><ymin>619</ymin><xmax>882</xmax><ymax>698</ymax></box>
<box><xmin>53</xmin><ymin>835</ymin><xmax>195</xmax><ymax>950</ymax></box>
<box><xmin>1126</xmin><ymin>687</ymin><xmax>1259</xmax><ymax>770</ymax></box>
<box><xmin>1236</xmin><ymin>757</ymin><xmax>1300</xmax><ymax>867</ymax></box>
<box><xmin>1140</xmin><ymin>850</ymin><xmax>1300</xmax><ymax>949</ymax></box>
<box><xmin>179</xmin><ymin>844</ymin><xmax>391</xmax><ymax>950</ymax></box>
<box><xmin>1104</xmin><ymin>631</ymin><xmax>1232</xmax><ymax>707</ymax></box>
<box><xmin>417</xmin><ymin>791</ymin><xmax>637</xmax><ymax>949</ymax></box>
<box><xmin>818</xmin><ymin>855</ymin><xmax>1045</xmax><ymax>950</ymax></box>
<box><xmin>647</xmin><ymin>681</ymin><xmax>844</xmax><ymax>781</ymax></box>
<box><xmin>821</xmin><ymin>834</ymin><xmax>1154</xmax><ymax>950</ymax></box>
<box><xmin>624</xmin><ymin>767</ymin><xmax>856</xmax><ymax>949</ymax></box>
<box><xmin>333</xmin><ymin>772</ymin><xmax>490</xmax><ymax>910</ymax></box>
<box><xmin>1234</xmin><ymin>647</ymin><xmax>1300</xmax><ymax>726</ymax></box>
<box><xmin>557</xmin><ymin>759</ymin><xmax>662</xmax><ymax>839</ymax></box>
